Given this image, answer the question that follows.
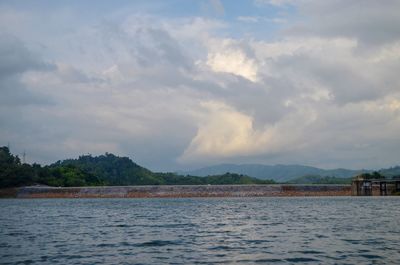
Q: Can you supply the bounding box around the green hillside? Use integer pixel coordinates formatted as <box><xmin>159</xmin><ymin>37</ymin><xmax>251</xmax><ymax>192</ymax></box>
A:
<box><xmin>2</xmin><ymin>146</ymin><xmax>398</xmax><ymax>187</ymax></box>
<box><xmin>287</xmin><ymin>169</ymin><xmax>400</xmax><ymax>184</ymax></box>
<box><xmin>286</xmin><ymin>175</ymin><xmax>352</xmax><ymax>184</ymax></box>
<box><xmin>379</xmin><ymin>166</ymin><xmax>400</xmax><ymax>178</ymax></box>
<box><xmin>0</xmin><ymin>146</ymin><xmax>274</xmax><ymax>188</ymax></box>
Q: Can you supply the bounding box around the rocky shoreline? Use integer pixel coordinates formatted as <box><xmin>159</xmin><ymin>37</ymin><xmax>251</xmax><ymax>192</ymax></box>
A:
<box><xmin>0</xmin><ymin>184</ymin><xmax>351</xmax><ymax>198</ymax></box>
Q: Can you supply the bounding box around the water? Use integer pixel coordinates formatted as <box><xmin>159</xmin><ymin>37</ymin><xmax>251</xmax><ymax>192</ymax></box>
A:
<box><xmin>0</xmin><ymin>197</ymin><xmax>399</xmax><ymax>264</ymax></box>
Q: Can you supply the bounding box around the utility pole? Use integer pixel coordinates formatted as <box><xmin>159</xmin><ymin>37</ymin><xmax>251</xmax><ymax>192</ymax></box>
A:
<box><xmin>23</xmin><ymin>150</ymin><xmax>26</xmax><ymax>164</ymax></box>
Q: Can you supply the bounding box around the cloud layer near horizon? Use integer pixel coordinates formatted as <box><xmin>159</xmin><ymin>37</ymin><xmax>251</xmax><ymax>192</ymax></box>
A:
<box><xmin>1</xmin><ymin>0</ymin><xmax>400</xmax><ymax>171</ymax></box>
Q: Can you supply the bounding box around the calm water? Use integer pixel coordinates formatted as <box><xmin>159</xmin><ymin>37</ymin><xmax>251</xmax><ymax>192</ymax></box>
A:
<box><xmin>0</xmin><ymin>197</ymin><xmax>399</xmax><ymax>264</ymax></box>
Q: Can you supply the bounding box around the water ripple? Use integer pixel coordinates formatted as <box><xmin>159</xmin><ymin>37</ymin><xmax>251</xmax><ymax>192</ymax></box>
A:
<box><xmin>0</xmin><ymin>197</ymin><xmax>399</xmax><ymax>264</ymax></box>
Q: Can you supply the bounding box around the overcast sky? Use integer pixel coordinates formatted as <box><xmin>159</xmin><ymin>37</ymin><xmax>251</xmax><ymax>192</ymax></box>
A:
<box><xmin>1</xmin><ymin>0</ymin><xmax>400</xmax><ymax>171</ymax></box>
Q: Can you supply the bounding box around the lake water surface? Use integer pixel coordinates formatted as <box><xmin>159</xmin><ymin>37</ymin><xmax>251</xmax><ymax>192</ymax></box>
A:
<box><xmin>1</xmin><ymin>197</ymin><xmax>399</xmax><ymax>264</ymax></box>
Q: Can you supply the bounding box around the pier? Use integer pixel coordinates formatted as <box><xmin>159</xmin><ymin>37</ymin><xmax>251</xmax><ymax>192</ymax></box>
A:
<box><xmin>351</xmin><ymin>176</ymin><xmax>400</xmax><ymax>196</ymax></box>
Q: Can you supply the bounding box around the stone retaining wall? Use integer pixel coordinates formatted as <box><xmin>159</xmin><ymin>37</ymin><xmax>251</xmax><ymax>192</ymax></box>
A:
<box><xmin>4</xmin><ymin>185</ymin><xmax>352</xmax><ymax>198</ymax></box>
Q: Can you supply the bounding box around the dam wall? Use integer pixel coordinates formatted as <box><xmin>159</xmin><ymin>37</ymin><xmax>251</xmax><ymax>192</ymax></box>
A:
<box><xmin>0</xmin><ymin>184</ymin><xmax>352</xmax><ymax>198</ymax></box>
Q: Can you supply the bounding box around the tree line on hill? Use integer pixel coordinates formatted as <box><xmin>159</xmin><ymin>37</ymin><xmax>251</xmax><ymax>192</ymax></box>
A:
<box><xmin>286</xmin><ymin>171</ymin><xmax>391</xmax><ymax>185</ymax></box>
<box><xmin>182</xmin><ymin>163</ymin><xmax>400</xmax><ymax>184</ymax></box>
<box><xmin>180</xmin><ymin>163</ymin><xmax>370</xmax><ymax>182</ymax></box>
<box><xmin>0</xmin><ymin>146</ymin><xmax>274</xmax><ymax>188</ymax></box>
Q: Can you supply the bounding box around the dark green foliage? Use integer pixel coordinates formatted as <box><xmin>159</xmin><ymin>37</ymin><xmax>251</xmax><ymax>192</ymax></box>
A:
<box><xmin>201</xmin><ymin>173</ymin><xmax>274</xmax><ymax>185</ymax></box>
<box><xmin>44</xmin><ymin>165</ymin><xmax>104</xmax><ymax>187</ymax></box>
<box><xmin>378</xmin><ymin>166</ymin><xmax>400</xmax><ymax>178</ymax></box>
<box><xmin>355</xmin><ymin>171</ymin><xmax>385</xmax><ymax>180</ymax></box>
<box><xmin>0</xmin><ymin>147</ymin><xmax>35</xmax><ymax>187</ymax></box>
<box><xmin>289</xmin><ymin>170</ymin><xmax>394</xmax><ymax>184</ymax></box>
<box><xmin>0</xmin><ymin>146</ymin><xmax>103</xmax><ymax>188</ymax></box>
<box><xmin>0</xmin><ymin>147</ymin><xmax>275</xmax><ymax>187</ymax></box>
<box><xmin>159</xmin><ymin>172</ymin><xmax>275</xmax><ymax>185</ymax></box>
<box><xmin>287</xmin><ymin>175</ymin><xmax>352</xmax><ymax>184</ymax></box>
<box><xmin>51</xmin><ymin>153</ymin><xmax>159</xmax><ymax>185</ymax></box>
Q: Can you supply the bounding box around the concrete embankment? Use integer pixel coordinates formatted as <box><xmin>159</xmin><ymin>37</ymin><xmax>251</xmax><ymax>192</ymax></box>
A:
<box><xmin>0</xmin><ymin>185</ymin><xmax>351</xmax><ymax>198</ymax></box>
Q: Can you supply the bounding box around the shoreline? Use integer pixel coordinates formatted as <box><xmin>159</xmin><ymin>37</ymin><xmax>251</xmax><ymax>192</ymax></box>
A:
<box><xmin>0</xmin><ymin>184</ymin><xmax>352</xmax><ymax>198</ymax></box>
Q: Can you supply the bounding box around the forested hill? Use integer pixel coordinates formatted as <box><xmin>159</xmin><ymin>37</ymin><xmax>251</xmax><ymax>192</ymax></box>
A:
<box><xmin>0</xmin><ymin>147</ymin><xmax>274</xmax><ymax>188</ymax></box>
<box><xmin>378</xmin><ymin>166</ymin><xmax>400</xmax><ymax>178</ymax></box>
<box><xmin>52</xmin><ymin>153</ymin><xmax>157</xmax><ymax>186</ymax></box>
<box><xmin>180</xmin><ymin>164</ymin><xmax>370</xmax><ymax>182</ymax></box>
<box><xmin>286</xmin><ymin>175</ymin><xmax>352</xmax><ymax>185</ymax></box>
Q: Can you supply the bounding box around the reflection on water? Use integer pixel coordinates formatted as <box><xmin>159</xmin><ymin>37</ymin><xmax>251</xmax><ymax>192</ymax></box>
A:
<box><xmin>1</xmin><ymin>197</ymin><xmax>399</xmax><ymax>264</ymax></box>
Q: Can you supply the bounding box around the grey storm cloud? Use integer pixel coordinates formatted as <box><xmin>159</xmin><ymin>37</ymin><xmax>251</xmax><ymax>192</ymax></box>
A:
<box><xmin>0</xmin><ymin>34</ymin><xmax>55</xmax><ymax>164</ymax></box>
<box><xmin>89</xmin><ymin>17</ymin><xmax>194</xmax><ymax>72</ymax></box>
<box><xmin>287</xmin><ymin>0</ymin><xmax>400</xmax><ymax>48</ymax></box>
<box><xmin>0</xmin><ymin>34</ymin><xmax>49</xmax><ymax>77</ymax></box>
<box><xmin>0</xmin><ymin>34</ymin><xmax>54</xmax><ymax>106</ymax></box>
<box><xmin>271</xmin><ymin>54</ymin><xmax>380</xmax><ymax>105</ymax></box>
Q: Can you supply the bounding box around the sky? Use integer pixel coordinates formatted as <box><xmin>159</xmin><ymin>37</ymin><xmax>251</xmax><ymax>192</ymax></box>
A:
<box><xmin>1</xmin><ymin>0</ymin><xmax>400</xmax><ymax>171</ymax></box>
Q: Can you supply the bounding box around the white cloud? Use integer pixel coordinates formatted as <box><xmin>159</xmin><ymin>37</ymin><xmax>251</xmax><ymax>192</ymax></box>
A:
<box><xmin>180</xmin><ymin>100</ymin><xmax>318</xmax><ymax>163</ymax></box>
<box><xmin>237</xmin><ymin>16</ymin><xmax>287</xmax><ymax>24</ymax></box>
<box><xmin>368</xmin><ymin>41</ymin><xmax>400</xmax><ymax>63</ymax></box>
<box><xmin>254</xmin><ymin>0</ymin><xmax>295</xmax><ymax>7</ymax></box>
<box><xmin>181</xmin><ymin>101</ymin><xmax>262</xmax><ymax>160</ymax></box>
<box><xmin>206</xmin><ymin>39</ymin><xmax>259</xmax><ymax>82</ymax></box>
<box><xmin>237</xmin><ymin>16</ymin><xmax>259</xmax><ymax>23</ymax></box>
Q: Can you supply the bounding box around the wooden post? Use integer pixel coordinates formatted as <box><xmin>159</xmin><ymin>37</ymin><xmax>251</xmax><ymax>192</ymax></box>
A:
<box><xmin>379</xmin><ymin>182</ymin><xmax>387</xmax><ymax>196</ymax></box>
<box><xmin>363</xmin><ymin>181</ymin><xmax>372</xmax><ymax>196</ymax></box>
<box><xmin>383</xmin><ymin>182</ymin><xmax>387</xmax><ymax>196</ymax></box>
<box><xmin>352</xmin><ymin>180</ymin><xmax>361</xmax><ymax>196</ymax></box>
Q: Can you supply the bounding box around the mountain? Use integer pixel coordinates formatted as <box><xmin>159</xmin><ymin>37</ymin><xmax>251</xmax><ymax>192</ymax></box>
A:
<box><xmin>52</xmin><ymin>153</ymin><xmax>159</xmax><ymax>186</ymax></box>
<box><xmin>179</xmin><ymin>164</ymin><xmax>370</xmax><ymax>182</ymax></box>
<box><xmin>0</xmin><ymin>147</ymin><xmax>274</xmax><ymax>188</ymax></box>
<box><xmin>52</xmin><ymin>153</ymin><xmax>275</xmax><ymax>185</ymax></box>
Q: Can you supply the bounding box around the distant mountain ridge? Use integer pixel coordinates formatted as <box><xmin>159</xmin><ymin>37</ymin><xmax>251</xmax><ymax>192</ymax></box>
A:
<box><xmin>179</xmin><ymin>164</ymin><xmax>371</xmax><ymax>182</ymax></box>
